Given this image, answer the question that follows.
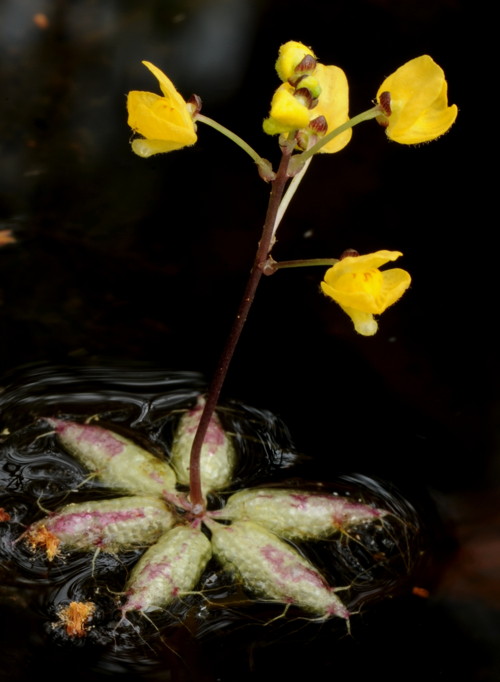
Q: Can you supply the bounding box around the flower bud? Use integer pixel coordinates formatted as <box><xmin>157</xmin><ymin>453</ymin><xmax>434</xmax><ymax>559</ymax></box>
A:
<box><xmin>275</xmin><ymin>41</ymin><xmax>316</xmax><ymax>83</ymax></box>
<box><xmin>293</xmin><ymin>54</ymin><xmax>317</xmax><ymax>75</ymax></box>
<box><xmin>295</xmin><ymin>75</ymin><xmax>322</xmax><ymax>100</ymax></box>
<box><xmin>309</xmin><ymin>115</ymin><xmax>328</xmax><ymax>134</ymax></box>
<box><xmin>377</xmin><ymin>91</ymin><xmax>391</xmax><ymax>117</ymax></box>
<box><xmin>294</xmin><ymin>130</ymin><xmax>313</xmax><ymax>151</ymax></box>
<box><xmin>186</xmin><ymin>93</ymin><xmax>203</xmax><ymax>117</ymax></box>
<box><xmin>340</xmin><ymin>248</ymin><xmax>359</xmax><ymax>259</ymax></box>
<box><xmin>294</xmin><ymin>87</ymin><xmax>318</xmax><ymax>110</ymax></box>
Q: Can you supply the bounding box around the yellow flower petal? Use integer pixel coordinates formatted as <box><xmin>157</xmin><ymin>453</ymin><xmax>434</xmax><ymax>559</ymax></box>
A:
<box><xmin>127</xmin><ymin>91</ymin><xmax>196</xmax><ymax>144</ymax></box>
<box><xmin>141</xmin><ymin>61</ymin><xmax>188</xmax><ymax>112</ymax></box>
<box><xmin>127</xmin><ymin>61</ymin><xmax>197</xmax><ymax>156</ymax></box>
<box><xmin>321</xmin><ymin>250</ymin><xmax>411</xmax><ymax>335</ymax></box>
<box><xmin>312</xmin><ymin>64</ymin><xmax>351</xmax><ymax>153</ymax></box>
<box><xmin>275</xmin><ymin>41</ymin><xmax>316</xmax><ymax>82</ymax></box>
<box><xmin>263</xmin><ymin>83</ymin><xmax>311</xmax><ymax>135</ymax></box>
<box><xmin>328</xmin><ymin>250</ymin><xmax>403</xmax><ymax>271</ymax></box>
<box><xmin>376</xmin><ymin>55</ymin><xmax>457</xmax><ymax>144</ymax></box>
<box><xmin>339</xmin><ymin>308</ymin><xmax>378</xmax><ymax>336</ymax></box>
<box><xmin>131</xmin><ymin>138</ymin><xmax>188</xmax><ymax>158</ymax></box>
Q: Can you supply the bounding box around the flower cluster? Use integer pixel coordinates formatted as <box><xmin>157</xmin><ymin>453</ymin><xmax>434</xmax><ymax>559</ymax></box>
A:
<box><xmin>21</xmin><ymin>402</ymin><xmax>392</xmax><ymax>628</ymax></box>
<box><xmin>262</xmin><ymin>41</ymin><xmax>352</xmax><ymax>153</ymax></box>
<box><xmin>125</xmin><ymin>42</ymin><xmax>456</xmax><ymax>335</ymax></box>
<box><xmin>126</xmin><ymin>44</ymin><xmax>457</xmax><ymax>157</ymax></box>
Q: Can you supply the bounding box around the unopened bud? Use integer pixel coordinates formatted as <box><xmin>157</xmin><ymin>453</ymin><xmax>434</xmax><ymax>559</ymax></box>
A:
<box><xmin>294</xmin><ymin>87</ymin><xmax>316</xmax><ymax>110</ymax></box>
<box><xmin>340</xmin><ymin>248</ymin><xmax>359</xmax><ymax>259</ymax></box>
<box><xmin>275</xmin><ymin>41</ymin><xmax>316</xmax><ymax>83</ymax></box>
<box><xmin>187</xmin><ymin>93</ymin><xmax>202</xmax><ymax>117</ymax></box>
<box><xmin>257</xmin><ymin>158</ymin><xmax>276</xmax><ymax>183</ymax></box>
<box><xmin>309</xmin><ymin>115</ymin><xmax>328</xmax><ymax>134</ymax></box>
<box><xmin>376</xmin><ymin>91</ymin><xmax>391</xmax><ymax>129</ymax></box>
<box><xmin>295</xmin><ymin>75</ymin><xmax>321</xmax><ymax>99</ymax></box>
<box><xmin>378</xmin><ymin>91</ymin><xmax>392</xmax><ymax>116</ymax></box>
<box><xmin>294</xmin><ymin>54</ymin><xmax>317</xmax><ymax>74</ymax></box>
<box><xmin>294</xmin><ymin>130</ymin><xmax>310</xmax><ymax>151</ymax></box>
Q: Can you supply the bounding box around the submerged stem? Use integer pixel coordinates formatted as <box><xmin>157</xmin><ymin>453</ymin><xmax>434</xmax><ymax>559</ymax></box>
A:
<box><xmin>188</xmin><ymin>143</ymin><xmax>295</xmax><ymax>510</ymax></box>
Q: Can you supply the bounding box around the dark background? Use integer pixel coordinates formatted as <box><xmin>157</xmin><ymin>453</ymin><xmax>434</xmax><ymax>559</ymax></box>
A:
<box><xmin>1</xmin><ymin>1</ymin><xmax>497</xmax><ymax>680</ymax></box>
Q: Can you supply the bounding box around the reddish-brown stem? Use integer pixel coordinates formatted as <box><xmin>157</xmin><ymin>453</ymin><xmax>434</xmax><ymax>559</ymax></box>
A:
<box><xmin>188</xmin><ymin>145</ymin><xmax>294</xmax><ymax>511</ymax></box>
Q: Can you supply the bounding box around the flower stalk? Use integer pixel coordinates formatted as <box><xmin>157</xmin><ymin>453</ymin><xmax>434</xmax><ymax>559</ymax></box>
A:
<box><xmin>267</xmin><ymin>257</ymin><xmax>340</xmax><ymax>273</ymax></box>
<box><xmin>126</xmin><ymin>46</ymin><xmax>456</xmax><ymax>512</ymax></box>
<box><xmin>289</xmin><ymin>105</ymin><xmax>382</xmax><ymax>173</ymax></box>
<box><xmin>188</xmin><ymin>141</ymin><xmax>295</xmax><ymax>511</ymax></box>
<box><xmin>272</xmin><ymin>156</ymin><xmax>312</xmax><ymax>242</ymax></box>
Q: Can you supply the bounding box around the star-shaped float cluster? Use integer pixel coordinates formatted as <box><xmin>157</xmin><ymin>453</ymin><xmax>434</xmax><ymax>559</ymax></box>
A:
<box><xmin>20</xmin><ymin>397</ymin><xmax>391</xmax><ymax>635</ymax></box>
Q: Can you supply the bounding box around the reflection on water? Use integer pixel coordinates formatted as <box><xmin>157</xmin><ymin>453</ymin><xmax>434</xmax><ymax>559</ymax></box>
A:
<box><xmin>0</xmin><ymin>364</ymin><xmax>433</xmax><ymax>681</ymax></box>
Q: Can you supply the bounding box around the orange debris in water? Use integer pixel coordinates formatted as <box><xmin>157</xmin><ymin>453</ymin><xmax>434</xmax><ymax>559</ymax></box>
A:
<box><xmin>55</xmin><ymin>601</ymin><xmax>96</xmax><ymax>637</ymax></box>
<box><xmin>25</xmin><ymin>524</ymin><xmax>61</xmax><ymax>560</ymax></box>
<box><xmin>412</xmin><ymin>586</ymin><xmax>430</xmax><ymax>599</ymax></box>
<box><xmin>0</xmin><ymin>230</ymin><xmax>15</xmax><ymax>247</ymax></box>
<box><xmin>0</xmin><ymin>508</ymin><xmax>11</xmax><ymax>522</ymax></box>
<box><xmin>33</xmin><ymin>13</ymin><xmax>50</xmax><ymax>29</ymax></box>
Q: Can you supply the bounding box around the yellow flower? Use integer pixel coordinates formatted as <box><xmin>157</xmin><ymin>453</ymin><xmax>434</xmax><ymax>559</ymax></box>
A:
<box><xmin>263</xmin><ymin>42</ymin><xmax>351</xmax><ymax>153</ymax></box>
<box><xmin>127</xmin><ymin>61</ymin><xmax>197</xmax><ymax>157</ymax></box>
<box><xmin>321</xmin><ymin>250</ymin><xmax>411</xmax><ymax>336</ymax></box>
<box><xmin>376</xmin><ymin>55</ymin><xmax>457</xmax><ymax>144</ymax></box>
<box><xmin>312</xmin><ymin>64</ymin><xmax>352</xmax><ymax>153</ymax></box>
<box><xmin>275</xmin><ymin>41</ymin><xmax>316</xmax><ymax>82</ymax></box>
<box><xmin>263</xmin><ymin>83</ymin><xmax>312</xmax><ymax>135</ymax></box>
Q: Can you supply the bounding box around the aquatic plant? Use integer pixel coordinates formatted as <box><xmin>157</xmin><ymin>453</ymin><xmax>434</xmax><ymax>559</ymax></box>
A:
<box><xmin>1</xmin><ymin>40</ymin><xmax>456</xmax><ymax>648</ymax></box>
<box><xmin>127</xmin><ymin>41</ymin><xmax>456</xmax><ymax>510</ymax></box>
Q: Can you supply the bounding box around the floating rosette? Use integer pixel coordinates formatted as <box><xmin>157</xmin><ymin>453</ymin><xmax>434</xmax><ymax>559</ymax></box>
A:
<box><xmin>24</xmin><ymin>496</ymin><xmax>175</xmax><ymax>560</ymax></box>
<box><xmin>216</xmin><ymin>487</ymin><xmax>387</xmax><ymax>540</ymax></box>
<box><xmin>46</xmin><ymin>418</ymin><xmax>177</xmax><ymax>498</ymax></box>
<box><xmin>206</xmin><ymin>519</ymin><xmax>349</xmax><ymax>620</ymax></box>
<box><xmin>170</xmin><ymin>398</ymin><xmax>235</xmax><ymax>497</ymax></box>
<box><xmin>122</xmin><ymin>525</ymin><xmax>212</xmax><ymax>615</ymax></box>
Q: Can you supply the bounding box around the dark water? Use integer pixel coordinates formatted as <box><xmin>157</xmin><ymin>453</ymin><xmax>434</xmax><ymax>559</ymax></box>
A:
<box><xmin>1</xmin><ymin>0</ymin><xmax>497</xmax><ymax>680</ymax></box>
<box><xmin>0</xmin><ymin>364</ymin><xmax>438</xmax><ymax>682</ymax></box>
